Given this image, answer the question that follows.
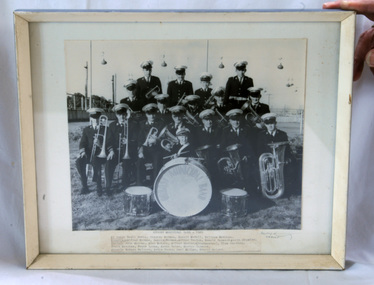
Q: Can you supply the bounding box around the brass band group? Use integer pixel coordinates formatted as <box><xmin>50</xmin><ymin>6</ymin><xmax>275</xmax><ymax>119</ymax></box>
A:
<box><xmin>74</xmin><ymin>59</ymin><xmax>301</xmax><ymax>216</ymax></box>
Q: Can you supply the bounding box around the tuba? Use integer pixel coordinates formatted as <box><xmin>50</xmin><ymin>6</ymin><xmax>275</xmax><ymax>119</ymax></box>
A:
<box><xmin>90</xmin><ymin>115</ymin><xmax>108</xmax><ymax>162</ymax></box>
<box><xmin>217</xmin><ymin>144</ymin><xmax>243</xmax><ymax>180</ymax></box>
<box><xmin>259</xmin><ymin>141</ymin><xmax>288</xmax><ymax>199</ymax></box>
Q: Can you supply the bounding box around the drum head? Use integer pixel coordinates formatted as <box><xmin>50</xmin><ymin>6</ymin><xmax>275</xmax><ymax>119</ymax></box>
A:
<box><xmin>125</xmin><ymin>186</ymin><xmax>152</xmax><ymax>196</ymax></box>
<box><xmin>221</xmin><ymin>188</ymin><xmax>248</xmax><ymax>197</ymax></box>
<box><xmin>154</xmin><ymin>158</ymin><xmax>212</xmax><ymax>217</ymax></box>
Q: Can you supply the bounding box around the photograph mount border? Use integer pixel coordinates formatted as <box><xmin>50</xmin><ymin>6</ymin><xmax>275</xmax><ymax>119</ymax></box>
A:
<box><xmin>14</xmin><ymin>10</ymin><xmax>354</xmax><ymax>270</ymax></box>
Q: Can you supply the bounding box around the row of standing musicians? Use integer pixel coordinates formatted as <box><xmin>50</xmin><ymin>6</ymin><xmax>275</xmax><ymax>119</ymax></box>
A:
<box><xmin>75</xmin><ymin>83</ymin><xmax>297</xmax><ymax>199</ymax></box>
<box><xmin>121</xmin><ymin>60</ymin><xmax>256</xmax><ymax>110</ymax></box>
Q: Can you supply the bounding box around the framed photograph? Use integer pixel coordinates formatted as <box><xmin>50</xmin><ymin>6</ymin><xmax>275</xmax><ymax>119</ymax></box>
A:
<box><xmin>15</xmin><ymin>10</ymin><xmax>354</xmax><ymax>270</ymax></box>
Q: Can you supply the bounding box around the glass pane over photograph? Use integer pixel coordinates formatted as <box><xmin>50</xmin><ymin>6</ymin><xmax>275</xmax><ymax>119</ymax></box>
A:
<box><xmin>65</xmin><ymin>38</ymin><xmax>306</xmax><ymax>231</ymax></box>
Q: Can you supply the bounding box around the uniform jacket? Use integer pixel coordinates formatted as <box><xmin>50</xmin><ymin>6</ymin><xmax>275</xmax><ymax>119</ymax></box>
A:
<box><xmin>256</xmin><ymin>129</ymin><xmax>291</xmax><ymax>159</ymax></box>
<box><xmin>106</xmin><ymin>119</ymin><xmax>139</xmax><ymax>158</ymax></box>
<box><xmin>220</xmin><ymin>125</ymin><xmax>256</xmax><ymax>158</ymax></box>
<box><xmin>137</xmin><ymin>119</ymin><xmax>166</xmax><ymax>149</ymax></box>
<box><xmin>195</xmin><ymin>87</ymin><xmax>213</xmax><ymax>103</ymax></box>
<box><xmin>224</xmin><ymin>75</ymin><xmax>254</xmax><ymax>105</ymax></box>
<box><xmin>196</xmin><ymin>126</ymin><xmax>221</xmax><ymax>148</ymax></box>
<box><xmin>79</xmin><ymin>125</ymin><xmax>106</xmax><ymax>157</ymax></box>
<box><xmin>136</xmin><ymin>76</ymin><xmax>162</xmax><ymax>104</ymax></box>
<box><xmin>167</xmin><ymin>80</ymin><xmax>193</xmax><ymax>106</ymax></box>
<box><xmin>120</xmin><ymin>96</ymin><xmax>144</xmax><ymax>113</ymax></box>
<box><xmin>249</xmin><ymin>102</ymin><xmax>270</xmax><ymax>117</ymax></box>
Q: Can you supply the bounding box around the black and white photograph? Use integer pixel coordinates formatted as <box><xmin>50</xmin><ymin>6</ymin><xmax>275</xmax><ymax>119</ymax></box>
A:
<box><xmin>65</xmin><ymin>39</ymin><xmax>306</xmax><ymax>231</ymax></box>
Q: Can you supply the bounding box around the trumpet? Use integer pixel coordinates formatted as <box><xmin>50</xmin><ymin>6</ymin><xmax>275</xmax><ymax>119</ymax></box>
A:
<box><xmin>90</xmin><ymin>115</ymin><xmax>108</xmax><ymax>162</ymax></box>
<box><xmin>143</xmin><ymin>127</ymin><xmax>159</xmax><ymax>147</ymax></box>
<box><xmin>145</xmin><ymin>85</ymin><xmax>160</xmax><ymax>99</ymax></box>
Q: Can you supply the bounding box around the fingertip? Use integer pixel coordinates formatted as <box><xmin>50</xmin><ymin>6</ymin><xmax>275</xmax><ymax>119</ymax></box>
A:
<box><xmin>365</xmin><ymin>50</ymin><xmax>374</xmax><ymax>67</ymax></box>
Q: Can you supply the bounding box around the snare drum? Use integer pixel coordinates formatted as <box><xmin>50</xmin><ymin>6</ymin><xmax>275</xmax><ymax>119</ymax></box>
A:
<box><xmin>220</xmin><ymin>188</ymin><xmax>248</xmax><ymax>217</ymax></box>
<box><xmin>154</xmin><ymin>157</ymin><xmax>212</xmax><ymax>217</ymax></box>
<box><xmin>124</xmin><ymin>186</ymin><xmax>152</xmax><ymax>217</ymax></box>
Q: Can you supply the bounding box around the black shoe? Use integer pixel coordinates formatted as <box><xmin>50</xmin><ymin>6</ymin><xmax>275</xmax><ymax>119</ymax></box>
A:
<box><xmin>80</xmin><ymin>186</ymin><xmax>89</xmax><ymax>194</ymax></box>
<box><xmin>106</xmin><ymin>188</ymin><xmax>113</xmax><ymax>196</ymax></box>
<box><xmin>97</xmin><ymin>186</ymin><xmax>103</xmax><ymax>197</ymax></box>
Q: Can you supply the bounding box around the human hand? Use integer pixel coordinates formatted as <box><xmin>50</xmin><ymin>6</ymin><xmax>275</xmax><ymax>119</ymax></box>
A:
<box><xmin>107</xmin><ymin>150</ymin><xmax>115</xmax><ymax>160</ymax></box>
<box><xmin>323</xmin><ymin>0</ymin><xmax>374</xmax><ymax>21</ymax></box>
<box><xmin>323</xmin><ymin>0</ymin><xmax>374</xmax><ymax>80</ymax></box>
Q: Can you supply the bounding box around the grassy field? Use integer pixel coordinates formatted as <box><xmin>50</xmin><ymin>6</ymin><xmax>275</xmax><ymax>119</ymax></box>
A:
<box><xmin>69</xmin><ymin>121</ymin><xmax>302</xmax><ymax>231</ymax></box>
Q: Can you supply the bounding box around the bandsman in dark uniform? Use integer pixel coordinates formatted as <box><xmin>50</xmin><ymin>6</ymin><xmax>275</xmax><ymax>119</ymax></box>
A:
<box><xmin>219</xmin><ymin>109</ymin><xmax>258</xmax><ymax>191</ymax></box>
<box><xmin>224</xmin><ymin>61</ymin><xmax>254</xmax><ymax>109</ymax></box>
<box><xmin>136</xmin><ymin>60</ymin><xmax>163</xmax><ymax>105</ymax></box>
<box><xmin>195</xmin><ymin>72</ymin><xmax>213</xmax><ymax>104</ymax></box>
<box><xmin>256</xmin><ymin>113</ymin><xmax>299</xmax><ymax>196</ymax></box>
<box><xmin>164</xmin><ymin>127</ymin><xmax>196</xmax><ymax>161</ymax></box>
<box><xmin>75</xmin><ymin>108</ymin><xmax>107</xmax><ymax>196</ymax></box>
<box><xmin>154</xmin><ymin>93</ymin><xmax>172</xmax><ymax>125</ymax></box>
<box><xmin>167</xmin><ymin>105</ymin><xmax>191</xmax><ymax>136</ymax></box>
<box><xmin>184</xmin><ymin>94</ymin><xmax>203</xmax><ymax>123</ymax></box>
<box><xmin>195</xmin><ymin>109</ymin><xmax>222</xmax><ymax>179</ymax></box>
<box><xmin>210</xmin><ymin>87</ymin><xmax>230</xmax><ymax>127</ymax></box>
<box><xmin>120</xmin><ymin>79</ymin><xmax>144</xmax><ymax>121</ymax></box>
<box><xmin>105</xmin><ymin>104</ymin><xmax>139</xmax><ymax>195</ymax></box>
<box><xmin>136</xmin><ymin>103</ymin><xmax>165</xmax><ymax>186</ymax></box>
<box><xmin>167</xmin><ymin>65</ymin><xmax>194</xmax><ymax>106</ymax></box>
<box><xmin>256</xmin><ymin>113</ymin><xmax>291</xmax><ymax>160</ymax></box>
<box><xmin>242</xmin><ymin>87</ymin><xmax>270</xmax><ymax>129</ymax></box>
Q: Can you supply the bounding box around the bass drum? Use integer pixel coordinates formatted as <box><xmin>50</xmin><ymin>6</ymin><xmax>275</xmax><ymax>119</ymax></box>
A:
<box><xmin>154</xmin><ymin>157</ymin><xmax>212</xmax><ymax>217</ymax></box>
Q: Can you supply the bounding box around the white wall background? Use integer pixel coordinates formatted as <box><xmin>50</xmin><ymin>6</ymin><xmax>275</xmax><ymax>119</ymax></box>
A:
<box><xmin>2</xmin><ymin>0</ymin><xmax>374</xmax><ymax>284</ymax></box>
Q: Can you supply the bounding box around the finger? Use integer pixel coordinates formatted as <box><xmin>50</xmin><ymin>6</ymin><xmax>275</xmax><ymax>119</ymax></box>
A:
<box><xmin>339</xmin><ymin>0</ymin><xmax>374</xmax><ymax>15</ymax></box>
<box><xmin>353</xmin><ymin>29</ymin><xmax>374</xmax><ymax>80</ymax></box>
<box><xmin>323</xmin><ymin>1</ymin><xmax>343</xmax><ymax>9</ymax></box>
<box><xmin>324</xmin><ymin>0</ymin><xmax>374</xmax><ymax>20</ymax></box>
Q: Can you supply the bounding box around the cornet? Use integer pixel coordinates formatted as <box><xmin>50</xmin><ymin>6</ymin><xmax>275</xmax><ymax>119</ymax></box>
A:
<box><xmin>145</xmin><ymin>85</ymin><xmax>160</xmax><ymax>99</ymax></box>
<box><xmin>143</xmin><ymin>127</ymin><xmax>159</xmax><ymax>147</ymax></box>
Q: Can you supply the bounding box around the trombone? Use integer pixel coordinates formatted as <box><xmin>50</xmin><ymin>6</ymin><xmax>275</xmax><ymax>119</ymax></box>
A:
<box><xmin>118</xmin><ymin>118</ymin><xmax>131</xmax><ymax>160</ymax></box>
<box><xmin>145</xmin><ymin>85</ymin><xmax>160</xmax><ymax>99</ymax></box>
<box><xmin>90</xmin><ymin>115</ymin><xmax>108</xmax><ymax>162</ymax></box>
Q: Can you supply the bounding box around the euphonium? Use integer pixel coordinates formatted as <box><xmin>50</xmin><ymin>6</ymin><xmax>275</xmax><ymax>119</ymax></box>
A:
<box><xmin>158</xmin><ymin>127</ymin><xmax>179</xmax><ymax>152</ymax></box>
<box><xmin>90</xmin><ymin>115</ymin><xmax>108</xmax><ymax>162</ymax></box>
<box><xmin>259</xmin><ymin>141</ymin><xmax>288</xmax><ymax>199</ymax></box>
<box><xmin>217</xmin><ymin>144</ymin><xmax>243</xmax><ymax>180</ymax></box>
